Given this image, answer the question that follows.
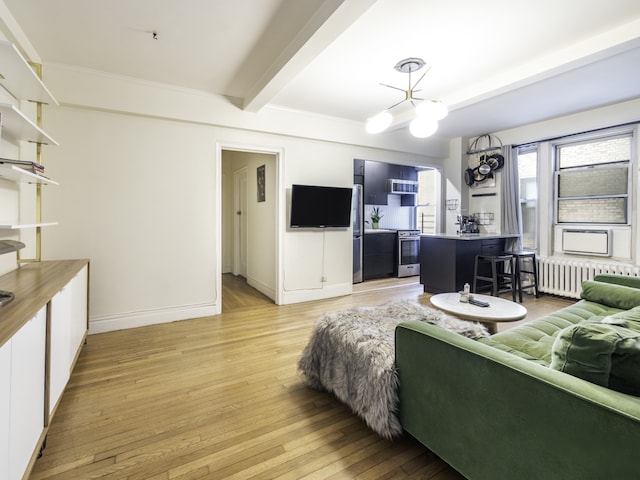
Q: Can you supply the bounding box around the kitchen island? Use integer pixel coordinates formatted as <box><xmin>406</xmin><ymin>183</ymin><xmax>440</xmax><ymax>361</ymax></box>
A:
<box><xmin>419</xmin><ymin>233</ymin><xmax>519</xmax><ymax>293</ymax></box>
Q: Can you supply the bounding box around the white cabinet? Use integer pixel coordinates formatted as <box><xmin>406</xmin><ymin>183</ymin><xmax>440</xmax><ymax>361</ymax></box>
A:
<box><xmin>49</xmin><ymin>285</ymin><xmax>71</xmax><ymax>414</ymax></box>
<box><xmin>69</xmin><ymin>265</ymin><xmax>88</xmax><ymax>362</ymax></box>
<box><xmin>0</xmin><ymin>260</ymin><xmax>88</xmax><ymax>480</ymax></box>
<box><xmin>49</xmin><ymin>264</ymin><xmax>88</xmax><ymax>414</ymax></box>
<box><xmin>0</xmin><ymin>339</ymin><xmax>11</xmax><ymax>480</ymax></box>
<box><xmin>9</xmin><ymin>307</ymin><xmax>46</xmax><ymax>480</ymax></box>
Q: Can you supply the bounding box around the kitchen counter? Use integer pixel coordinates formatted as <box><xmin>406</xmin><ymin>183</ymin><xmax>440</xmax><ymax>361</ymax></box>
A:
<box><xmin>364</xmin><ymin>228</ymin><xmax>396</xmax><ymax>234</ymax></box>
<box><xmin>420</xmin><ymin>234</ymin><xmax>519</xmax><ymax>293</ymax></box>
<box><xmin>421</xmin><ymin>233</ymin><xmax>520</xmax><ymax>240</ymax></box>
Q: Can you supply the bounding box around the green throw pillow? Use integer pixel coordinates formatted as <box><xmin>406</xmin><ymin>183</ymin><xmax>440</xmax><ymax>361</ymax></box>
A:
<box><xmin>580</xmin><ymin>280</ymin><xmax>640</xmax><ymax>310</ymax></box>
<box><xmin>601</xmin><ymin>306</ymin><xmax>640</xmax><ymax>333</ymax></box>
<box><xmin>550</xmin><ymin>322</ymin><xmax>640</xmax><ymax>396</ymax></box>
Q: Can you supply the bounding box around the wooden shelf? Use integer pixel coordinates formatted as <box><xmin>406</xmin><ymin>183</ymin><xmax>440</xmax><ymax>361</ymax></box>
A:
<box><xmin>0</xmin><ymin>103</ymin><xmax>58</xmax><ymax>145</ymax></box>
<box><xmin>0</xmin><ymin>222</ymin><xmax>58</xmax><ymax>230</ymax></box>
<box><xmin>0</xmin><ymin>164</ymin><xmax>58</xmax><ymax>185</ymax></box>
<box><xmin>0</xmin><ymin>40</ymin><xmax>58</xmax><ymax>105</ymax></box>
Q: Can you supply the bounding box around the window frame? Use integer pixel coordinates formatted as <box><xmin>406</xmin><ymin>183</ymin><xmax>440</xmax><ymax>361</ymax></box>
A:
<box><xmin>552</xmin><ymin>127</ymin><xmax>634</xmax><ymax>226</ymax></box>
<box><xmin>516</xmin><ymin>144</ymin><xmax>539</xmax><ymax>250</ymax></box>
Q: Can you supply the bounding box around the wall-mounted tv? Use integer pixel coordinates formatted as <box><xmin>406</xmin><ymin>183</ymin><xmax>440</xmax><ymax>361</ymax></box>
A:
<box><xmin>290</xmin><ymin>184</ymin><xmax>352</xmax><ymax>228</ymax></box>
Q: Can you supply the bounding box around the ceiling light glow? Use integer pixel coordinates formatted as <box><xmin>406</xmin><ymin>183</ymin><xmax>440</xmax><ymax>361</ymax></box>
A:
<box><xmin>365</xmin><ymin>58</ymin><xmax>447</xmax><ymax>138</ymax></box>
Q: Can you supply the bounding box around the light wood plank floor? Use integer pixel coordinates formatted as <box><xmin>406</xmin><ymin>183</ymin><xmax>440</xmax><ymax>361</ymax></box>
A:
<box><xmin>30</xmin><ymin>275</ymin><xmax>572</xmax><ymax>480</ymax></box>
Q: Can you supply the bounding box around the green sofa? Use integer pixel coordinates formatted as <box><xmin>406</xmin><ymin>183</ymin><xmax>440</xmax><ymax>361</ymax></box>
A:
<box><xmin>396</xmin><ymin>274</ymin><xmax>640</xmax><ymax>480</ymax></box>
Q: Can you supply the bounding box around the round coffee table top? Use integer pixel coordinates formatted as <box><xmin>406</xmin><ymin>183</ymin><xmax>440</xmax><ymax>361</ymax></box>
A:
<box><xmin>430</xmin><ymin>292</ymin><xmax>527</xmax><ymax>323</ymax></box>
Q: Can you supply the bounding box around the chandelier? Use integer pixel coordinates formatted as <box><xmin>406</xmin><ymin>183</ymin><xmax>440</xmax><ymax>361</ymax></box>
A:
<box><xmin>365</xmin><ymin>57</ymin><xmax>448</xmax><ymax>138</ymax></box>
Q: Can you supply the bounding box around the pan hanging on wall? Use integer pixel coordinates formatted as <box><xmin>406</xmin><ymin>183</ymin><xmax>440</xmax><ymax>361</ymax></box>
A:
<box><xmin>465</xmin><ymin>134</ymin><xmax>504</xmax><ymax>185</ymax></box>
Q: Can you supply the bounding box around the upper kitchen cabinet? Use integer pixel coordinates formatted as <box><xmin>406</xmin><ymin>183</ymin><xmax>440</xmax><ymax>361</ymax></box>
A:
<box><xmin>364</xmin><ymin>160</ymin><xmax>418</xmax><ymax>206</ymax></box>
<box><xmin>389</xmin><ymin>165</ymin><xmax>418</xmax><ymax>206</ymax></box>
<box><xmin>387</xmin><ymin>164</ymin><xmax>418</xmax><ymax>181</ymax></box>
<box><xmin>363</xmin><ymin>160</ymin><xmax>389</xmax><ymax>205</ymax></box>
<box><xmin>353</xmin><ymin>159</ymin><xmax>364</xmax><ymax>185</ymax></box>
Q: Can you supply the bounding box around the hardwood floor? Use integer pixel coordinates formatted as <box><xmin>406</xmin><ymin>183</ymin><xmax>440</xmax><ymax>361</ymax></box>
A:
<box><xmin>30</xmin><ymin>275</ymin><xmax>572</xmax><ymax>480</ymax></box>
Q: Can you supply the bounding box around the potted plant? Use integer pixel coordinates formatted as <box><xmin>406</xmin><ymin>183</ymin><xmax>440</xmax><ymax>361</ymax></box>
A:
<box><xmin>369</xmin><ymin>207</ymin><xmax>383</xmax><ymax>229</ymax></box>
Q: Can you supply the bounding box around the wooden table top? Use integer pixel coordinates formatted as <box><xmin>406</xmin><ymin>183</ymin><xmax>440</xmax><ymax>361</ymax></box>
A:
<box><xmin>0</xmin><ymin>259</ymin><xmax>89</xmax><ymax>347</ymax></box>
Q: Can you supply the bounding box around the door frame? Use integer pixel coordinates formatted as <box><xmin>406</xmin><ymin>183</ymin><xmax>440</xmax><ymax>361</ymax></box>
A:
<box><xmin>215</xmin><ymin>142</ymin><xmax>283</xmax><ymax>312</ymax></box>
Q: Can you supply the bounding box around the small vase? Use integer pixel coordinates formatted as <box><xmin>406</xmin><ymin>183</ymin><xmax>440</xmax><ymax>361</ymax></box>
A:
<box><xmin>372</xmin><ymin>222</ymin><xmax>379</xmax><ymax>229</ymax></box>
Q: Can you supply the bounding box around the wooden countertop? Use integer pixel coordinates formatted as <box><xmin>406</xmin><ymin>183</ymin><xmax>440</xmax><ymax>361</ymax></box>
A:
<box><xmin>0</xmin><ymin>259</ymin><xmax>89</xmax><ymax>347</ymax></box>
<box><xmin>421</xmin><ymin>233</ymin><xmax>520</xmax><ymax>240</ymax></box>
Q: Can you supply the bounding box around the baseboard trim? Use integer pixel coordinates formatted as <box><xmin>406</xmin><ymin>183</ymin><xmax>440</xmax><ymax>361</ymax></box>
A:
<box><xmin>280</xmin><ymin>282</ymin><xmax>352</xmax><ymax>304</ymax></box>
<box><xmin>247</xmin><ymin>275</ymin><xmax>276</xmax><ymax>301</ymax></box>
<box><xmin>89</xmin><ymin>302</ymin><xmax>220</xmax><ymax>334</ymax></box>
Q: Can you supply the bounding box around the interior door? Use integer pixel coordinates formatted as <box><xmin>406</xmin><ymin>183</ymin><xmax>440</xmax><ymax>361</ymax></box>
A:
<box><xmin>233</xmin><ymin>167</ymin><xmax>248</xmax><ymax>277</ymax></box>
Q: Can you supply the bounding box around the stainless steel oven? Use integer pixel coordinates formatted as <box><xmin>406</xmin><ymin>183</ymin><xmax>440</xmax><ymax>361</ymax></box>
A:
<box><xmin>397</xmin><ymin>230</ymin><xmax>420</xmax><ymax>277</ymax></box>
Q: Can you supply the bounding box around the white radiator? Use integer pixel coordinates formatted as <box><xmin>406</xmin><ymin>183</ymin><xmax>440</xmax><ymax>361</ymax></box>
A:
<box><xmin>539</xmin><ymin>257</ymin><xmax>640</xmax><ymax>298</ymax></box>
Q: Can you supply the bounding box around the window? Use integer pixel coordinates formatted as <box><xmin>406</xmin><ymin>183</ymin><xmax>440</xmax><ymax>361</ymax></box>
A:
<box><xmin>554</xmin><ymin>132</ymin><xmax>632</xmax><ymax>224</ymax></box>
<box><xmin>416</xmin><ymin>168</ymin><xmax>439</xmax><ymax>234</ymax></box>
<box><xmin>517</xmin><ymin>146</ymin><xmax>538</xmax><ymax>249</ymax></box>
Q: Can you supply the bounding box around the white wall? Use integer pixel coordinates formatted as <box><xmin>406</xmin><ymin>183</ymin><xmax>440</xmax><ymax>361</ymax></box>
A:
<box><xmin>42</xmin><ymin>107</ymin><xmax>219</xmax><ymax>332</ymax></box>
<box><xmin>35</xmin><ymin>65</ymin><xmax>443</xmax><ymax>332</ymax></box>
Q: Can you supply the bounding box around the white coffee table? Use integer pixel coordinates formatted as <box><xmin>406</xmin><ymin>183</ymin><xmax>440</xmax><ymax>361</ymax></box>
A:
<box><xmin>430</xmin><ymin>292</ymin><xmax>527</xmax><ymax>334</ymax></box>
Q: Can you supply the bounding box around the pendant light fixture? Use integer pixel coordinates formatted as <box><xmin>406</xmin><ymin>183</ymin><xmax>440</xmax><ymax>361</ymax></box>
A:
<box><xmin>365</xmin><ymin>57</ymin><xmax>447</xmax><ymax>138</ymax></box>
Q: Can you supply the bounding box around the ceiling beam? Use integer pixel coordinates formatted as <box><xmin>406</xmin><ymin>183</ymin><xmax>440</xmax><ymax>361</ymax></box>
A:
<box><xmin>241</xmin><ymin>0</ymin><xmax>376</xmax><ymax>113</ymax></box>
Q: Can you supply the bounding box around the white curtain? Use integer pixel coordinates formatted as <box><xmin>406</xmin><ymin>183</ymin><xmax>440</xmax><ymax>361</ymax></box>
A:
<box><xmin>500</xmin><ymin>146</ymin><xmax>523</xmax><ymax>252</ymax></box>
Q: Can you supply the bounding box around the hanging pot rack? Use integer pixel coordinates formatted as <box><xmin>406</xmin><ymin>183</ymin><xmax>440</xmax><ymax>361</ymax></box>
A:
<box><xmin>464</xmin><ymin>134</ymin><xmax>505</xmax><ymax>186</ymax></box>
<box><xmin>466</xmin><ymin>133</ymin><xmax>503</xmax><ymax>154</ymax></box>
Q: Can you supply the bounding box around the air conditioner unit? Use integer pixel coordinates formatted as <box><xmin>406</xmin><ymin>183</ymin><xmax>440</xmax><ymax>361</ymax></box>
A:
<box><xmin>562</xmin><ymin>229</ymin><xmax>611</xmax><ymax>256</ymax></box>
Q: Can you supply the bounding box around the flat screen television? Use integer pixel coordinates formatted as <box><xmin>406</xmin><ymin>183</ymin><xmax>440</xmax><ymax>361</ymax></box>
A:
<box><xmin>290</xmin><ymin>184</ymin><xmax>352</xmax><ymax>228</ymax></box>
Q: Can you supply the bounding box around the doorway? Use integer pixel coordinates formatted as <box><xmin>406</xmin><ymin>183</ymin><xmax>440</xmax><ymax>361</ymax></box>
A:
<box><xmin>220</xmin><ymin>147</ymin><xmax>281</xmax><ymax>310</ymax></box>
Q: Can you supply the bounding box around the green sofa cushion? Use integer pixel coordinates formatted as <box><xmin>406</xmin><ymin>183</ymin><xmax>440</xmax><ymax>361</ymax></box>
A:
<box><xmin>601</xmin><ymin>306</ymin><xmax>640</xmax><ymax>332</ymax></box>
<box><xmin>580</xmin><ymin>280</ymin><xmax>640</xmax><ymax>310</ymax></box>
<box><xmin>550</xmin><ymin>321</ymin><xmax>640</xmax><ymax>396</ymax></box>
<box><xmin>479</xmin><ymin>299</ymin><xmax>621</xmax><ymax>365</ymax></box>
<box><xmin>594</xmin><ymin>273</ymin><xmax>640</xmax><ymax>290</ymax></box>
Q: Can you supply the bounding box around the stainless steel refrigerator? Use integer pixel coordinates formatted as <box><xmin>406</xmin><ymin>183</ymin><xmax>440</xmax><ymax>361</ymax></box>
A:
<box><xmin>352</xmin><ymin>184</ymin><xmax>363</xmax><ymax>283</ymax></box>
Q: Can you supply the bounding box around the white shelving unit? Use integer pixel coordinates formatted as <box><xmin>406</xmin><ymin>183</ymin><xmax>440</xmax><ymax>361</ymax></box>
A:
<box><xmin>0</xmin><ymin>41</ymin><xmax>59</xmax><ymax>254</ymax></box>
<box><xmin>0</xmin><ymin>164</ymin><xmax>58</xmax><ymax>185</ymax></box>
<box><xmin>0</xmin><ymin>39</ymin><xmax>58</xmax><ymax>105</ymax></box>
<box><xmin>0</xmin><ymin>222</ymin><xmax>58</xmax><ymax>230</ymax></box>
<box><xmin>0</xmin><ymin>102</ymin><xmax>58</xmax><ymax>145</ymax></box>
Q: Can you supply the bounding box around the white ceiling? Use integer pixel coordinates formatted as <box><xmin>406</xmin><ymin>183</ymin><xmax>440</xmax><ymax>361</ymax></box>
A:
<box><xmin>4</xmin><ymin>0</ymin><xmax>640</xmax><ymax>140</ymax></box>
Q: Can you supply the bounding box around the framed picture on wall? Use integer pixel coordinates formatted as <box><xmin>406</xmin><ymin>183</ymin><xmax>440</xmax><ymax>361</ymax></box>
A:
<box><xmin>257</xmin><ymin>164</ymin><xmax>265</xmax><ymax>202</ymax></box>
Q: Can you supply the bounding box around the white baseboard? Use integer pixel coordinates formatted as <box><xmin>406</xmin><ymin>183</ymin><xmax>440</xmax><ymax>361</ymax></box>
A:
<box><xmin>247</xmin><ymin>275</ymin><xmax>276</xmax><ymax>301</ymax></box>
<box><xmin>89</xmin><ymin>302</ymin><xmax>220</xmax><ymax>334</ymax></box>
<box><xmin>280</xmin><ymin>282</ymin><xmax>352</xmax><ymax>304</ymax></box>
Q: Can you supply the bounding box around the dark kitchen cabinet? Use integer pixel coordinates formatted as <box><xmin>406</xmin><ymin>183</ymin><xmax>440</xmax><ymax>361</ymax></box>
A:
<box><xmin>388</xmin><ymin>164</ymin><xmax>418</xmax><ymax>181</ymax></box>
<box><xmin>364</xmin><ymin>160</ymin><xmax>389</xmax><ymax>205</ymax></box>
<box><xmin>353</xmin><ymin>159</ymin><xmax>364</xmax><ymax>185</ymax></box>
<box><xmin>362</xmin><ymin>160</ymin><xmax>418</xmax><ymax>206</ymax></box>
<box><xmin>364</xmin><ymin>232</ymin><xmax>397</xmax><ymax>280</ymax></box>
<box><xmin>390</xmin><ymin>164</ymin><xmax>418</xmax><ymax>206</ymax></box>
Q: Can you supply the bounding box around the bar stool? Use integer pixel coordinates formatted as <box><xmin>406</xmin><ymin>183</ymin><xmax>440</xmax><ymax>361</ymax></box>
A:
<box><xmin>504</xmin><ymin>250</ymin><xmax>540</xmax><ymax>302</ymax></box>
<box><xmin>473</xmin><ymin>254</ymin><xmax>517</xmax><ymax>302</ymax></box>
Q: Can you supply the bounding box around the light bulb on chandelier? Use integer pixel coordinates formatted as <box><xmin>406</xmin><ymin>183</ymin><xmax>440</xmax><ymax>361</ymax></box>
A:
<box><xmin>415</xmin><ymin>100</ymin><xmax>448</xmax><ymax>121</ymax></box>
<box><xmin>365</xmin><ymin>57</ymin><xmax>447</xmax><ymax>138</ymax></box>
<box><xmin>365</xmin><ymin>111</ymin><xmax>393</xmax><ymax>134</ymax></box>
<box><xmin>409</xmin><ymin>117</ymin><xmax>439</xmax><ymax>138</ymax></box>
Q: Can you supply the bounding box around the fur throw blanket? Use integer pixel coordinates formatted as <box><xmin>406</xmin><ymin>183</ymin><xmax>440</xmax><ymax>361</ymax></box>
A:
<box><xmin>297</xmin><ymin>301</ymin><xmax>489</xmax><ymax>439</ymax></box>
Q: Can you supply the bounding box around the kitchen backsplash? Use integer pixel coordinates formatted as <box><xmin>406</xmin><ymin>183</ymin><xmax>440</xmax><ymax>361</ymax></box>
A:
<box><xmin>364</xmin><ymin>195</ymin><xmax>415</xmax><ymax>230</ymax></box>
